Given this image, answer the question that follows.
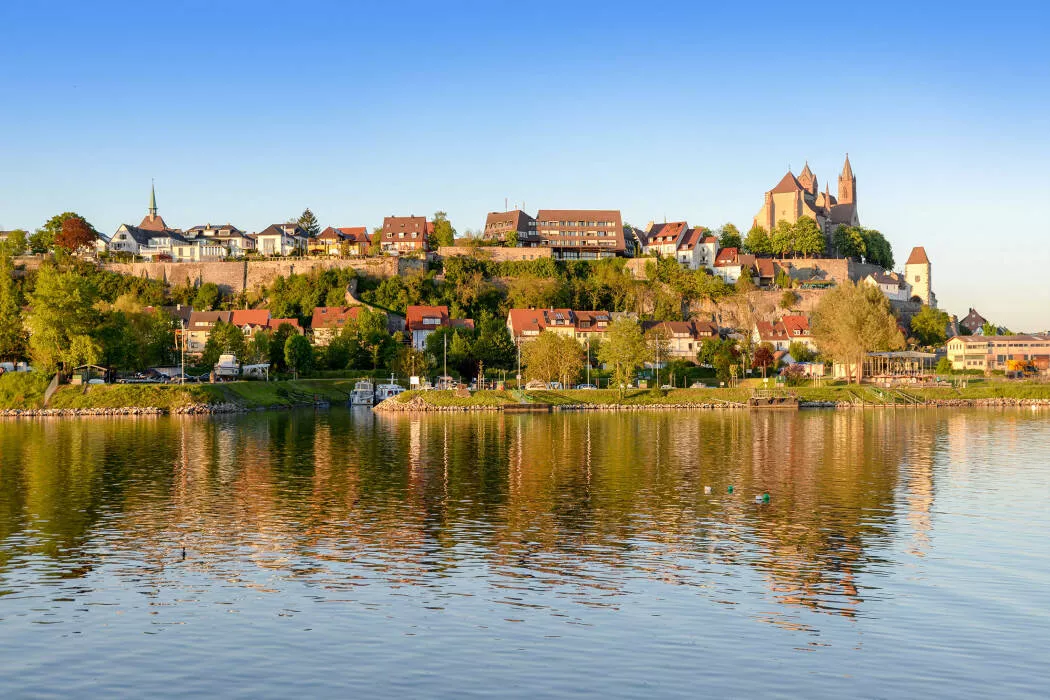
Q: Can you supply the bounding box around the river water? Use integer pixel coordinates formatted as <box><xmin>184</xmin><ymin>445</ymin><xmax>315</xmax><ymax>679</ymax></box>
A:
<box><xmin>0</xmin><ymin>408</ymin><xmax>1048</xmax><ymax>698</ymax></box>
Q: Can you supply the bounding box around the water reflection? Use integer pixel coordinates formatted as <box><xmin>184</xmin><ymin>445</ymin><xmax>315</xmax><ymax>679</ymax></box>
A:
<box><xmin>0</xmin><ymin>409</ymin><xmax>1043</xmax><ymax>627</ymax></box>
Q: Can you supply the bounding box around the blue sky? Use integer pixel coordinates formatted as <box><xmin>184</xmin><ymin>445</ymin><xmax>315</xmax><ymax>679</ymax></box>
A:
<box><xmin>2</xmin><ymin>1</ymin><xmax>1048</xmax><ymax>329</ymax></box>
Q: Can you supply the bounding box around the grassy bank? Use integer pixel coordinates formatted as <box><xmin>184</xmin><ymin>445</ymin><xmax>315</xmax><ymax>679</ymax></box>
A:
<box><xmin>4</xmin><ymin>372</ymin><xmax>1050</xmax><ymax>413</ymax></box>
<box><xmin>0</xmin><ymin>373</ymin><xmax>363</xmax><ymax>411</ymax></box>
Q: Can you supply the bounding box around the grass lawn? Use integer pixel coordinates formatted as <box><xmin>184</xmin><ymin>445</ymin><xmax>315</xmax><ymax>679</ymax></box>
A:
<box><xmin>0</xmin><ymin>372</ymin><xmax>52</xmax><ymax>410</ymax></box>
<box><xmin>525</xmin><ymin>388</ymin><xmax>751</xmax><ymax>406</ymax></box>
<box><xmin>394</xmin><ymin>390</ymin><xmax>517</xmax><ymax>407</ymax></box>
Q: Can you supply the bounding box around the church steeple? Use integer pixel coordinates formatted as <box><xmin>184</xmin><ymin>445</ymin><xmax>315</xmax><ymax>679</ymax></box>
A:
<box><xmin>138</xmin><ymin>180</ymin><xmax>170</xmax><ymax>232</ymax></box>
<box><xmin>837</xmin><ymin>153</ymin><xmax>856</xmax><ymax>204</ymax></box>
<box><xmin>149</xmin><ymin>181</ymin><xmax>158</xmax><ymax>221</ymax></box>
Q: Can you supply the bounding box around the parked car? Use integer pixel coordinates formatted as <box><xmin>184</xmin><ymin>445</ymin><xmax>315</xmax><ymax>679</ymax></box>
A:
<box><xmin>524</xmin><ymin>380</ymin><xmax>547</xmax><ymax>391</ymax></box>
<box><xmin>689</xmin><ymin>381</ymin><xmax>707</xmax><ymax>388</ymax></box>
<box><xmin>575</xmin><ymin>383</ymin><xmax>598</xmax><ymax>390</ymax></box>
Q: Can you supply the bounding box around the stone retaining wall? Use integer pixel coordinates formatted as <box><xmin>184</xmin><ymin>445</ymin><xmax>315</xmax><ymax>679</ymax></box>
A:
<box><xmin>102</xmin><ymin>256</ymin><xmax>419</xmax><ymax>296</ymax></box>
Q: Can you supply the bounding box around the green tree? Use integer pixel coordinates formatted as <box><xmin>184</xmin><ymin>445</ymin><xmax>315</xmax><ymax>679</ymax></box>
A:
<box><xmin>522</xmin><ymin>331</ymin><xmax>583</xmax><ymax>388</ymax></box>
<box><xmin>771</xmin><ymin>219</ymin><xmax>795</xmax><ymax>258</ymax></box>
<box><xmin>779</xmin><ymin>289</ymin><xmax>798</xmax><ymax>309</ymax></box>
<box><xmin>909</xmin><ymin>305</ymin><xmax>950</xmax><ymax>347</ymax></box>
<box><xmin>981</xmin><ymin>321</ymin><xmax>1000</xmax><ymax>337</ymax></box>
<box><xmin>735</xmin><ymin>268</ymin><xmax>756</xmax><ymax>294</ymax></box>
<box><xmin>24</xmin><ymin>264</ymin><xmax>101</xmax><ymax>370</ymax></box>
<box><xmin>597</xmin><ymin>317</ymin><xmax>650</xmax><ymax>398</ymax></box>
<box><xmin>0</xmin><ymin>250</ymin><xmax>26</xmax><ymax>360</ymax></box>
<box><xmin>392</xmin><ymin>345</ymin><xmax>430</xmax><ymax>378</ymax></box>
<box><xmin>297</xmin><ymin>208</ymin><xmax>320</xmax><ymax>237</ymax></box>
<box><xmin>1</xmin><ymin>229</ymin><xmax>28</xmax><ymax>256</ymax></box>
<box><xmin>811</xmin><ymin>281</ymin><xmax>904</xmax><ymax>383</ymax></box>
<box><xmin>743</xmin><ymin>224</ymin><xmax>772</xmax><ymax>256</ymax></box>
<box><xmin>356</xmin><ymin>309</ymin><xmax>396</xmax><ymax>369</ymax></box>
<box><xmin>718</xmin><ymin>223</ymin><xmax>742</xmax><ymax>250</ymax></box>
<box><xmin>193</xmin><ymin>282</ymin><xmax>222</xmax><ymax>311</ymax></box>
<box><xmin>430</xmin><ymin>211</ymin><xmax>457</xmax><ymax>249</ymax></box>
<box><xmin>788</xmin><ymin>340</ymin><xmax>815</xmax><ymax>363</ymax></box>
<box><xmin>201</xmin><ymin>320</ymin><xmax>247</xmax><ymax>367</ymax></box>
<box><xmin>697</xmin><ymin>337</ymin><xmax>738</xmax><ymax>384</ymax></box>
<box><xmin>284</xmin><ymin>334</ymin><xmax>313</xmax><ymax>378</ymax></box>
<box><xmin>792</xmin><ymin>217</ymin><xmax>825</xmax><ymax>257</ymax></box>
<box><xmin>471</xmin><ymin>313</ymin><xmax>516</xmax><ymax>369</ymax></box>
<box><xmin>861</xmin><ymin>228</ymin><xmax>894</xmax><ymax>269</ymax></box>
<box><xmin>247</xmin><ymin>330</ymin><xmax>273</xmax><ymax>364</ymax></box>
<box><xmin>269</xmin><ymin>323</ymin><xmax>297</xmax><ymax>371</ymax></box>
<box><xmin>833</xmin><ymin>225</ymin><xmax>866</xmax><ymax>260</ymax></box>
<box><xmin>935</xmin><ymin>356</ymin><xmax>952</xmax><ymax>374</ymax></box>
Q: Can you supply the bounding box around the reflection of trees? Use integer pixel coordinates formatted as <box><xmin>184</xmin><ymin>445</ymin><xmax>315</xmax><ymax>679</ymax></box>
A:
<box><xmin>0</xmin><ymin>408</ymin><xmax>954</xmax><ymax>622</ymax></box>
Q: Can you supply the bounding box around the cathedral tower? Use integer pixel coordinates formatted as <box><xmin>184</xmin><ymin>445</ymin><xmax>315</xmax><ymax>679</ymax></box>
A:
<box><xmin>798</xmin><ymin>162</ymin><xmax>817</xmax><ymax>196</ymax></box>
<box><xmin>837</xmin><ymin>154</ymin><xmax>856</xmax><ymax>204</ymax></box>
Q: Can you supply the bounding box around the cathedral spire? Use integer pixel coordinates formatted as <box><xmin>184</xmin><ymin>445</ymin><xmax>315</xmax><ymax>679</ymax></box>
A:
<box><xmin>837</xmin><ymin>154</ymin><xmax>856</xmax><ymax>205</ymax></box>
<box><xmin>149</xmin><ymin>180</ymin><xmax>158</xmax><ymax>221</ymax></box>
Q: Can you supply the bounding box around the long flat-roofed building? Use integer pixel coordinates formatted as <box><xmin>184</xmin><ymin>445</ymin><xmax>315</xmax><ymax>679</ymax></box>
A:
<box><xmin>945</xmin><ymin>334</ymin><xmax>1050</xmax><ymax>373</ymax></box>
<box><xmin>533</xmin><ymin>209</ymin><xmax>624</xmax><ymax>259</ymax></box>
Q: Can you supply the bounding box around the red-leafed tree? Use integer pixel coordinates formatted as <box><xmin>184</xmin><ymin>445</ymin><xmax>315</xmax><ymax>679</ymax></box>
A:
<box><xmin>55</xmin><ymin>215</ymin><xmax>98</xmax><ymax>252</ymax></box>
<box><xmin>752</xmin><ymin>343</ymin><xmax>776</xmax><ymax>377</ymax></box>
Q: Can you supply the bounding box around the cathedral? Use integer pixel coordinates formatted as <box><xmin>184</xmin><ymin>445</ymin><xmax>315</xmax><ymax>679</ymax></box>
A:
<box><xmin>753</xmin><ymin>155</ymin><xmax>860</xmax><ymax>242</ymax></box>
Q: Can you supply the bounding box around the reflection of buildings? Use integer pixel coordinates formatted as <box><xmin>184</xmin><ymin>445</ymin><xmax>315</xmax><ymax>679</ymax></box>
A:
<box><xmin>0</xmin><ymin>408</ymin><xmax>986</xmax><ymax>627</ymax></box>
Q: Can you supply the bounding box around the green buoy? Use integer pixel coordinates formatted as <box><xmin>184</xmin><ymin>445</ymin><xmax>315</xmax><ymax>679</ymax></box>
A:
<box><xmin>728</xmin><ymin>485</ymin><xmax>734</xmax><ymax>494</ymax></box>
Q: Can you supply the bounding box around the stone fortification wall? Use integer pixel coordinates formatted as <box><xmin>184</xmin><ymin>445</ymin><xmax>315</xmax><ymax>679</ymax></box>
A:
<box><xmin>103</xmin><ymin>256</ymin><xmax>415</xmax><ymax>295</ymax></box>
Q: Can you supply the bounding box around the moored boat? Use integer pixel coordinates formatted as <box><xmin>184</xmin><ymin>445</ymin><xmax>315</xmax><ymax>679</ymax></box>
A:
<box><xmin>350</xmin><ymin>379</ymin><xmax>375</xmax><ymax>406</ymax></box>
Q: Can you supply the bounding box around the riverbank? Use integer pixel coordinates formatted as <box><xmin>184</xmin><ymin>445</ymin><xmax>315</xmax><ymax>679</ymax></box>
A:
<box><xmin>375</xmin><ymin>385</ymin><xmax>1050</xmax><ymax>412</ymax></box>
<box><xmin>4</xmin><ymin>373</ymin><xmax>1050</xmax><ymax>417</ymax></box>
<box><xmin>0</xmin><ymin>374</ymin><xmax>361</xmax><ymax>417</ymax></box>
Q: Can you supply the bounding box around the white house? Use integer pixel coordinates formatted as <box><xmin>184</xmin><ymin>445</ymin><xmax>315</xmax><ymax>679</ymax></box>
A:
<box><xmin>863</xmin><ymin>271</ymin><xmax>911</xmax><ymax>303</ymax></box>
<box><xmin>255</xmin><ymin>224</ymin><xmax>307</xmax><ymax>256</ymax></box>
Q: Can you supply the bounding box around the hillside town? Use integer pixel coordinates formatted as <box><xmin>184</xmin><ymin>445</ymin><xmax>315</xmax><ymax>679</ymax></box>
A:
<box><xmin>1</xmin><ymin>157</ymin><xmax>1048</xmax><ymax>404</ymax></box>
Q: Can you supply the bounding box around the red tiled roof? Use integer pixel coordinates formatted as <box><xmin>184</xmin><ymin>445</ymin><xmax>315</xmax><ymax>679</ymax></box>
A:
<box><xmin>231</xmin><ymin>309</ymin><xmax>271</xmax><ymax>328</ymax></box>
<box><xmin>381</xmin><ymin>216</ymin><xmax>427</xmax><ymax>241</ymax></box>
<box><xmin>337</xmin><ymin>227</ymin><xmax>370</xmax><ymax>243</ymax></box>
<box><xmin>649</xmin><ymin>221</ymin><xmax>687</xmax><ymax>244</ymax></box>
<box><xmin>677</xmin><ymin>227</ymin><xmax>705</xmax><ymax>251</ymax></box>
<box><xmin>310</xmin><ymin>306</ymin><xmax>362</xmax><ymax>330</ymax></box>
<box><xmin>781</xmin><ymin>315</ymin><xmax>810</xmax><ymax>336</ymax></box>
<box><xmin>755</xmin><ymin>321</ymin><xmax>790</xmax><ymax>342</ymax></box>
<box><xmin>755</xmin><ymin>258</ymin><xmax>775</xmax><ymax>278</ymax></box>
<box><xmin>406</xmin><ymin>305</ymin><xmax>449</xmax><ymax>331</ymax></box>
<box><xmin>714</xmin><ymin>247</ymin><xmax>739</xmax><ymax>266</ymax></box>
<box><xmin>507</xmin><ymin>308</ymin><xmax>611</xmax><ymax>337</ymax></box>
<box><xmin>906</xmin><ymin>246</ymin><xmax>930</xmax><ymax>265</ymax></box>
<box><xmin>770</xmin><ymin>171</ymin><xmax>804</xmax><ymax>194</ymax></box>
<box><xmin>268</xmin><ymin>318</ymin><xmax>301</xmax><ymax>332</ymax></box>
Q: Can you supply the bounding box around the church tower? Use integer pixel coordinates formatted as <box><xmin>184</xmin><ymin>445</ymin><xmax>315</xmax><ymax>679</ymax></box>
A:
<box><xmin>837</xmin><ymin>154</ymin><xmax>856</xmax><ymax>204</ymax></box>
<box><xmin>798</xmin><ymin>162</ymin><xmax>817</xmax><ymax>195</ymax></box>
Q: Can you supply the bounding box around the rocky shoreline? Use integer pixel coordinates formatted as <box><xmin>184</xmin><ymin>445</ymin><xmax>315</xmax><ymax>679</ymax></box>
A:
<box><xmin>3</xmin><ymin>396</ymin><xmax>1048</xmax><ymax>418</ymax></box>
<box><xmin>0</xmin><ymin>402</ymin><xmax>246</xmax><ymax>418</ymax></box>
<box><xmin>374</xmin><ymin>396</ymin><xmax>1050</xmax><ymax>413</ymax></box>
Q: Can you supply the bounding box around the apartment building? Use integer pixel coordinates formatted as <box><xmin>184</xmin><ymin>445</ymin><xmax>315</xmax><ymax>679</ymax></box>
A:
<box><xmin>533</xmin><ymin>209</ymin><xmax>625</xmax><ymax>259</ymax></box>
